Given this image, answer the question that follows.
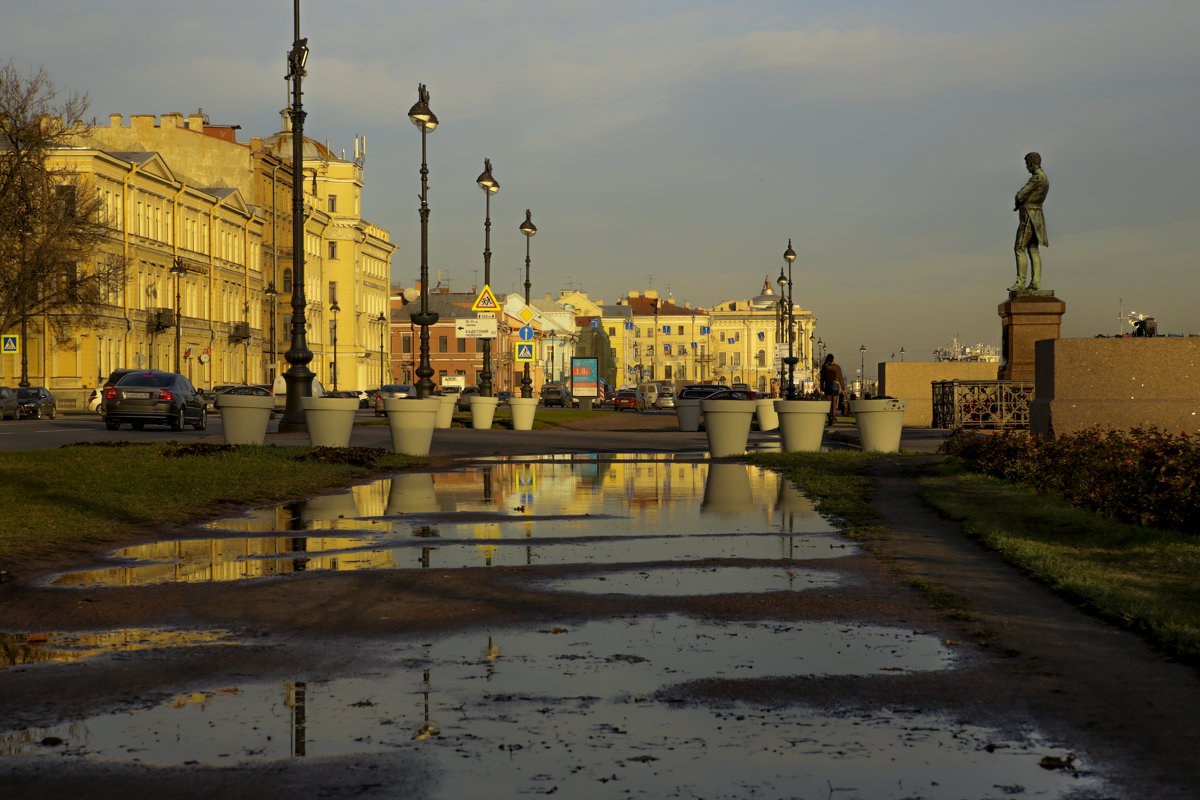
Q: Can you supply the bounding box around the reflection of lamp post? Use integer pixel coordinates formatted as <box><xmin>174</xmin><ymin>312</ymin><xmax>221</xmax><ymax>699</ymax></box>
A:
<box><xmin>329</xmin><ymin>299</ymin><xmax>340</xmax><ymax>390</ymax></box>
<box><xmin>859</xmin><ymin>344</ymin><xmax>867</xmax><ymax>396</ymax></box>
<box><xmin>279</xmin><ymin>2</ymin><xmax>315</xmax><ymax>433</ymax></box>
<box><xmin>376</xmin><ymin>311</ymin><xmax>387</xmax><ymax>387</ymax></box>
<box><xmin>519</xmin><ymin>209</ymin><xmax>537</xmax><ymax>398</ymax></box>
<box><xmin>408</xmin><ymin>83</ymin><xmax>439</xmax><ymax>398</ymax></box>
<box><xmin>171</xmin><ymin>257</ymin><xmax>187</xmax><ymax>374</ymax></box>
<box><xmin>778</xmin><ymin>239</ymin><xmax>798</xmax><ymax>399</ymax></box>
<box><xmin>264</xmin><ymin>283</ymin><xmax>278</xmax><ymax>381</ymax></box>
<box><xmin>476</xmin><ymin>159</ymin><xmax>498</xmax><ymax>397</ymax></box>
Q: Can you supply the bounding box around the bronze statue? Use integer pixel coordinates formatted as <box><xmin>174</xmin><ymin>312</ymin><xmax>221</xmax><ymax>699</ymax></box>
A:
<box><xmin>1011</xmin><ymin>152</ymin><xmax>1049</xmax><ymax>292</ymax></box>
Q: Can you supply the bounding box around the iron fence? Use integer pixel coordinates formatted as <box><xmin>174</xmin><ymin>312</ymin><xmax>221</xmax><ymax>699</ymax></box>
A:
<box><xmin>932</xmin><ymin>380</ymin><xmax>1035</xmax><ymax>429</ymax></box>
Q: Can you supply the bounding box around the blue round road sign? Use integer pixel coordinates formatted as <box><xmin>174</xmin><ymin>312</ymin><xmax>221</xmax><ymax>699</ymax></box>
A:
<box><xmin>518</xmin><ymin>326</ymin><xmax>535</xmax><ymax>341</ymax></box>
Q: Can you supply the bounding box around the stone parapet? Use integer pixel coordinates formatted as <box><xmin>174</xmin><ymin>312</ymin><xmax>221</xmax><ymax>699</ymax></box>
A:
<box><xmin>878</xmin><ymin>361</ymin><xmax>1001</xmax><ymax>426</ymax></box>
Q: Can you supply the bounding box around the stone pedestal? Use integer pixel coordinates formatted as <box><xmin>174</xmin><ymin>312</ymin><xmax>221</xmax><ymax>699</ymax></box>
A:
<box><xmin>998</xmin><ymin>292</ymin><xmax>1065</xmax><ymax>381</ymax></box>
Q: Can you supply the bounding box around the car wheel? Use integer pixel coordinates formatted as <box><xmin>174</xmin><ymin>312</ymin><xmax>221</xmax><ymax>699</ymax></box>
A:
<box><xmin>131</xmin><ymin>421</ymin><xmax>144</xmax><ymax>430</ymax></box>
<box><xmin>170</xmin><ymin>407</ymin><xmax>185</xmax><ymax>432</ymax></box>
<box><xmin>194</xmin><ymin>407</ymin><xmax>207</xmax><ymax>431</ymax></box>
<box><xmin>48</xmin><ymin>405</ymin><xmax>55</xmax><ymax>420</ymax></box>
<box><xmin>106</xmin><ymin>420</ymin><xmax>120</xmax><ymax>431</ymax></box>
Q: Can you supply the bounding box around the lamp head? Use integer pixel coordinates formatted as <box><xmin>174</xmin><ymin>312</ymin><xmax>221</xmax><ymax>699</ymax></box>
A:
<box><xmin>408</xmin><ymin>83</ymin><xmax>438</xmax><ymax>131</ymax></box>
<box><xmin>287</xmin><ymin>38</ymin><xmax>309</xmax><ymax>79</ymax></box>
<box><xmin>330</xmin><ymin>300</ymin><xmax>340</xmax><ymax>314</ymax></box>
<box><xmin>783</xmin><ymin>238</ymin><xmax>796</xmax><ymax>263</ymax></box>
<box><xmin>519</xmin><ymin>209</ymin><xmax>537</xmax><ymax>238</ymax></box>
<box><xmin>476</xmin><ymin>158</ymin><xmax>499</xmax><ymax>194</ymax></box>
<box><xmin>265</xmin><ymin>283</ymin><xmax>277</xmax><ymax>299</ymax></box>
<box><xmin>777</xmin><ymin>269</ymin><xmax>788</xmax><ymax>287</ymax></box>
<box><xmin>170</xmin><ymin>257</ymin><xmax>187</xmax><ymax>275</ymax></box>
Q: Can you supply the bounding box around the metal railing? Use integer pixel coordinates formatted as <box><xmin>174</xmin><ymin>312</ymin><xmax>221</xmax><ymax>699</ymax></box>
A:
<box><xmin>932</xmin><ymin>380</ymin><xmax>1035</xmax><ymax>429</ymax></box>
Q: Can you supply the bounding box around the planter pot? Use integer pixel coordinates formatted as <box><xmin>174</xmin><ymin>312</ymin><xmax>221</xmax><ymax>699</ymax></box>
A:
<box><xmin>851</xmin><ymin>398</ymin><xmax>909</xmax><ymax>453</ymax></box>
<box><xmin>509</xmin><ymin>397</ymin><xmax>538</xmax><ymax>430</ymax></box>
<box><xmin>774</xmin><ymin>399</ymin><xmax>830</xmax><ymax>452</ymax></box>
<box><xmin>701</xmin><ymin>463</ymin><xmax>755</xmax><ymax>514</ymax></box>
<box><xmin>385</xmin><ymin>472</ymin><xmax>439</xmax><ymax>514</ymax></box>
<box><xmin>434</xmin><ymin>394</ymin><xmax>457</xmax><ymax>429</ymax></box>
<box><xmin>216</xmin><ymin>394</ymin><xmax>274</xmax><ymax>445</ymax></box>
<box><xmin>754</xmin><ymin>398</ymin><xmax>779</xmax><ymax>432</ymax></box>
<box><xmin>468</xmin><ymin>395</ymin><xmax>500</xmax><ymax>429</ymax></box>
<box><xmin>700</xmin><ymin>398</ymin><xmax>756</xmax><ymax>457</ymax></box>
<box><xmin>675</xmin><ymin>398</ymin><xmax>702</xmax><ymax>431</ymax></box>
<box><xmin>383</xmin><ymin>396</ymin><xmax>440</xmax><ymax>455</ymax></box>
<box><xmin>301</xmin><ymin>396</ymin><xmax>359</xmax><ymax>448</ymax></box>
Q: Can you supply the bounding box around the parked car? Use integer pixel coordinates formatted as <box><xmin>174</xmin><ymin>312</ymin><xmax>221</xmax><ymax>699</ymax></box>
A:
<box><xmin>612</xmin><ymin>389</ymin><xmax>637</xmax><ymax>411</ymax></box>
<box><xmin>372</xmin><ymin>383</ymin><xmax>416</xmax><ymax>416</ymax></box>
<box><xmin>496</xmin><ymin>390</ymin><xmax>512</xmax><ymax>406</ymax></box>
<box><xmin>635</xmin><ymin>382</ymin><xmax>662</xmax><ymax>411</ymax></box>
<box><xmin>678</xmin><ymin>384</ymin><xmax>730</xmax><ymax>400</ymax></box>
<box><xmin>325</xmin><ymin>389</ymin><xmax>364</xmax><ymax>404</ymax></box>
<box><xmin>87</xmin><ymin>388</ymin><xmax>104</xmax><ymax>414</ymax></box>
<box><xmin>223</xmin><ymin>384</ymin><xmax>273</xmax><ymax>397</ymax></box>
<box><xmin>272</xmin><ymin>374</ymin><xmax>325</xmax><ymax>411</ymax></box>
<box><xmin>16</xmin><ymin>387</ymin><xmax>57</xmax><ymax>419</ymax></box>
<box><xmin>95</xmin><ymin>368</ymin><xmax>139</xmax><ymax>416</ymax></box>
<box><xmin>456</xmin><ymin>386</ymin><xmax>480</xmax><ymax>411</ymax></box>
<box><xmin>539</xmin><ymin>383</ymin><xmax>572</xmax><ymax>408</ymax></box>
<box><xmin>0</xmin><ymin>387</ymin><xmax>18</xmax><ymax>420</ymax></box>
<box><xmin>652</xmin><ymin>390</ymin><xmax>676</xmax><ymax>410</ymax></box>
<box><xmin>701</xmin><ymin>388</ymin><xmax>758</xmax><ymax>401</ymax></box>
<box><xmin>103</xmin><ymin>370</ymin><xmax>208</xmax><ymax>431</ymax></box>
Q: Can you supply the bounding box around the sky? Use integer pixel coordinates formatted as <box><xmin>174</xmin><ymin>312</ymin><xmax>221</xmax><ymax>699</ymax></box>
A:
<box><xmin>4</xmin><ymin>0</ymin><xmax>1199</xmax><ymax>377</ymax></box>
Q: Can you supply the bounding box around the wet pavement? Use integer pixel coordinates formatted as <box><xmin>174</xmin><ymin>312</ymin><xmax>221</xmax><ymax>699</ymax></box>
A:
<box><xmin>0</xmin><ymin>452</ymin><xmax>1120</xmax><ymax>798</ymax></box>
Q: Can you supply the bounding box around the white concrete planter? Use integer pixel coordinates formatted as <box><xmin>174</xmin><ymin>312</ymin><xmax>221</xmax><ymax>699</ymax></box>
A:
<box><xmin>509</xmin><ymin>397</ymin><xmax>538</xmax><ymax>430</ymax></box>
<box><xmin>384</xmin><ymin>396</ymin><xmax>440</xmax><ymax>455</ymax></box>
<box><xmin>851</xmin><ymin>398</ymin><xmax>909</xmax><ymax>453</ymax></box>
<box><xmin>301</xmin><ymin>396</ymin><xmax>359</xmax><ymax>448</ymax></box>
<box><xmin>774</xmin><ymin>399</ymin><xmax>830</xmax><ymax>452</ymax></box>
<box><xmin>216</xmin><ymin>394</ymin><xmax>274</xmax><ymax>445</ymax></box>
<box><xmin>434</xmin><ymin>393</ymin><xmax>457</xmax><ymax>429</ymax></box>
<box><xmin>701</xmin><ymin>462</ymin><xmax>755</xmax><ymax>513</ymax></box>
<box><xmin>700</xmin><ymin>398</ymin><xmax>756</xmax><ymax>457</ymax></box>
<box><xmin>675</xmin><ymin>398</ymin><xmax>702</xmax><ymax>431</ymax></box>
<box><xmin>754</xmin><ymin>398</ymin><xmax>779</xmax><ymax>432</ymax></box>
<box><xmin>468</xmin><ymin>395</ymin><xmax>500</xmax><ymax>429</ymax></box>
<box><xmin>385</xmin><ymin>472</ymin><xmax>439</xmax><ymax>514</ymax></box>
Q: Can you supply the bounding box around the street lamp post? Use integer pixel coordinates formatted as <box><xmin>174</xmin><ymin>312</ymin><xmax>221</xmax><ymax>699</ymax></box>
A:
<box><xmin>264</xmin><ymin>284</ymin><xmax>278</xmax><ymax>381</ymax></box>
<box><xmin>376</xmin><ymin>311</ymin><xmax>388</xmax><ymax>386</ymax></box>
<box><xmin>519</xmin><ymin>209</ymin><xmax>537</xmax><ymax>398</ymax></box>
<box><xmin>279</xmin><ymin>1</ymin><xmax>315</xmax><ymax>433</ymax></box>
<box><xmin>476</xmin><ymin>159</ymin><xmax>498</xmax><ymax>397</ymax></box>
<box><xmin>778</xmin><ymin>239</ymin><xmax>798</xmax><ymax>399</ymax></box>
<box><xmin>329</xmin><ymin>299</ymin><xmax>339</xmax><ymax>390</ymax></box>
<box><xmin>859</xmin><ymin>344</ymin><xmax>867</xmax><ymax>397</ymax></box>
<box><xmin>408</xmin><ymin>83</ymin><xmax>439</xmax><ymax>398</ymax></box>
<box><xmin>170</xmin><ymin>257</ymin><xmax>187</xmax><ymax>374</ymax></box>
<box><xmin>900</xmin><ymin>346</ymin><xmax>905</xmax><ymax>362</ymax></box>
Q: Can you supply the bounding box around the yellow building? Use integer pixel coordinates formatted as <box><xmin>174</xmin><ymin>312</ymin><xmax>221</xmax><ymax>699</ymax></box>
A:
<box><xmin>709</xmin><ymin>278</ymin><xmax>815</xmax><ymax>393</ymax></box>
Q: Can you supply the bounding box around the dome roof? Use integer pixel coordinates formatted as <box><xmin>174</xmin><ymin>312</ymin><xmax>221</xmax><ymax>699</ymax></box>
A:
<box><xmin>261</xmin><ymin>111</ymin><xmax>344</xmax><ymax>162</ymax></box>
<box><xmin>751</xmin><ymin>277</ymin><xmax>780</xmax><ymax>308</ymax></box>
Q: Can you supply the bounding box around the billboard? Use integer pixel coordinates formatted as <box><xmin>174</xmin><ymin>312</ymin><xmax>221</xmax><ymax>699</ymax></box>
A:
<box><xmin>571</xmin><ymin>356</ymin><xmax>600</xmax><ymax>398</ymax></box>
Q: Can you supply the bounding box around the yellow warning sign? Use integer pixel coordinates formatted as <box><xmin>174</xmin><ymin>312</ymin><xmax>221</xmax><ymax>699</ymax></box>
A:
<box><xmin>471</xmin><ymin>285</ymin><xmax>499</xmax><ymax>311</ymax></box>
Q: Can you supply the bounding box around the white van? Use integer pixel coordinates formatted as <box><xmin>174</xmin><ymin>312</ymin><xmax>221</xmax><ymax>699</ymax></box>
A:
<box><xmin>635</xmin><ymin>382</ymin><xmax>661</xmax><ymax>411</ymax></box>
<box><xmin>272</xmin><ymin>374</ymin><xmax>326</xmax><ymax>411</ymax></box>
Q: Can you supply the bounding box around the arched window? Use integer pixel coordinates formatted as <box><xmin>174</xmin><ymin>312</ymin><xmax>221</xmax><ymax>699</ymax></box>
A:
<box><xmin>282</xmin><ymin>268</ymin><xmax>293</xmax><ymax>294</ymax></box>
<box><xmin>756</xmin><ymin>349</ymin><xmax>767</xmax><ymax>367</ymax></box>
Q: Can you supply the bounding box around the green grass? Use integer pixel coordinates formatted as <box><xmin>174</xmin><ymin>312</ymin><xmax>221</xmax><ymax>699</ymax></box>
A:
<box><xmin>918</xmin><ymin>460</ymin><xmax>1200</xmax><ymax>660</ymax></box>
<box><xmin>0</xmin><ymin>443</ymin><xmax>420</xmax><ymax>569</ymax></box>
<box><xmin>749</xmin><ymin>451</ymin><xmax>883</xmax><ymax>539</ymax></box>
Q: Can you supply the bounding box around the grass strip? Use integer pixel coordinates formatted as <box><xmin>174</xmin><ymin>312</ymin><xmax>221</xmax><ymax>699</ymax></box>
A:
<box><xmin>918</xmin><ymin>460</ymin><xmax>1200</xmax><ymax>661</ymax></box>
<box><xmin>0</xmin><ymin>443</ymin><xmax>420</xmax><ymax>569</ymax></box>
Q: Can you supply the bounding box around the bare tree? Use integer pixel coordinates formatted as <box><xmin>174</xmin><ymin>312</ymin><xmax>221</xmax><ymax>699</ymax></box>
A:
<box><xmin>0</xmin><ymin>62</ymin><xmax>125</xmax><ymax>346</ymax></box>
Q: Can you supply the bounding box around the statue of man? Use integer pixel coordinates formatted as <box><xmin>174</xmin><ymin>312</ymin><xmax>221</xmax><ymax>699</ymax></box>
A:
<box><xmin>1011</xmin><ymin>152</ymin><xmax>1049</xmax><ymax>291</ymax></box>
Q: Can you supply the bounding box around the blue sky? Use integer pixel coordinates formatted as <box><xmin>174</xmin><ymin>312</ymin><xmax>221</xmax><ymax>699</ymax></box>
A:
<box><xmin>4</xmin><ymin>1</ymin><xmax>1198</xmax><ymax>374</ymax></box>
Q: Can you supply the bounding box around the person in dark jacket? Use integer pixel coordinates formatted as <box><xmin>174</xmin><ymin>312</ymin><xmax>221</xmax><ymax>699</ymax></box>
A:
<box><xmin>819</xmin><ymin>354</ymin><xmax>846</xmax><ymax>425</ymax></box>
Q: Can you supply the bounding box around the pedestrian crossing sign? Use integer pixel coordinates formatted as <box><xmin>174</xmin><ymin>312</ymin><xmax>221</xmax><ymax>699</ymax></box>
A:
<box><xmin>1</xmin><ymin>335</ymin><xmax>17</xmax><ymax>354</ymax></box>
<box><xmin>515</xmin><ymin>342</ymin><xmax>535</xmax><ymax>362</ymax></box>
<box><xmin>471</xmin><ymin>285</ymin><xmax>500</xmax><ymax>311</ymax></box>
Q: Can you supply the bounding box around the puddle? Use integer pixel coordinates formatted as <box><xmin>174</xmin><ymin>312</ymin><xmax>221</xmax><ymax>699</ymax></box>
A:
<box><xmin>530</xmin><ymin>565</ymin><xmax>843</xmax><ymax>596</ymax></box>
<box><xmin>50</xmin><ymin>459</ymin><xmax>850</xmax><ymax>588</ymax></box>
<box><xmin>0</xmin><ymin>628</ymin><xmax>240</xmax><ymax>669</ymax></box>
<box><xmin>0</xmin><ymin>616</ymin><xmax>1104</xmax><ymax>797</ymax></box>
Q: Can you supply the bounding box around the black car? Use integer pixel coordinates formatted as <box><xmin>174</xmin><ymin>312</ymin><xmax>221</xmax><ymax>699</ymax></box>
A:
<box><xmin>0</xmin><ymin>387</ymin><xmax>17</xmax><ymax>420</ymax></box>
<box><xmin>539</xmin><ymin>383</ymin><xmax>572</xmax><ymax>408</ymax></box>
<box><xmin>104</xmin><ymin>370</ymin><xmax>208</xmax><ymax>431</ymax></box>
<box><xmin>16</xmin><ymin>387</ymin><xmax>57</xmax><ymax>419</ymax></box>
<box><xmin>678</xmin><ymin>384</ymin><xmax>730</xmax><ymax>400</ymax></box>
<box><xmin>456</xmin><ymin>386</ymin><xmax>480</xmax><ymax>411</ymax></box>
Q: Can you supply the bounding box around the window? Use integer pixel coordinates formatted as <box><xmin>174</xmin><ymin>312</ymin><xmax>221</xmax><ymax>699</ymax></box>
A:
<box><xmin>756</xmin><ymin>349</ymin><xmax>767</xmax><ymax>367</ymax></box>
<box><xmin>457</xmin><ymin>338</ymin><xmax>466</xmax><ymax>353</ymax></box>
<box><xmin>676</xmin><ymin>326</ymin><xmax>683</xmax><ymax>335</ymax></box>
<box><xmin>328</xmin><ymin>281</ymin><xmax>338</xmax><ymax>305</ymax></box>
<box><xmin>438</xmin><ymin>336</ymin><xmax>448</xmax><ymax>352</ymax></box>
<box><xmin>328</xmin><ymin>194</ymin><xmax>337</xmax><ymax>213</ymax></box>
<box><xmin>328</xmin><ymin>241</ymin><xmax>337</xmax><ymax>260</ymax></box>
<box><xmin>402</xmin><ymin>335</ymin><xmax>412</xmax><ymax>354</ymax></box>
<box><xmin>282</xmin><ymin>269</ymin><xmax>293</xmax><ymax>293</ymax></box>
<box><xmin>718</xmin><ymin>353</ymin><xmax>727</xmax><ymax>368</ymax></box>
<box><xmin>609</xmin><ymin>327</ymin><xmax>615</xmax><ymax>336</ymax></box>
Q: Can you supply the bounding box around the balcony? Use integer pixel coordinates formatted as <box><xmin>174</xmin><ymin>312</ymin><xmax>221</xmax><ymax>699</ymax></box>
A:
<box><xmin>229</xmin><ymin>321</ymin><xmax>251</xmax><ymax>341</ymax></box>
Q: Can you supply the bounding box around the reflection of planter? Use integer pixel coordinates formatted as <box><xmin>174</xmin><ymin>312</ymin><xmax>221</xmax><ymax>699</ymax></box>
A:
<box><xmin>216</xmin><ymin>394</ymin><xmax>274</xmax><ymax>445</ymax></box>
<box><xmin>385</xmin><ymin>472</ymin><xmax>439</xmax><ymax>514</ymax></box>
<box><xmin>384</xmin><ymin>396</ymin><xmax>440</xmax><ymax>455</ymax></box>
<box><xmin>435</xmin><ymin>394</ymin><xmax>457</xmax><ymax>429</ymax></box>
<box><xmin>301</xmin><ymin>396</ymin><xmax>359</xmax><ymax>447</ymax></box>
<box><xmin>851</xmin><ymin>398</ymin><xmax>908</xmax><ymax>453</ymax></box>
<box><xmin>468</xmin><ymin>395</ymin><xmax>499</xmax><ymax>429</ymax></box>
<box><xmin>754</xmin><ymin>398</ymin><xmax>779</xmax><ymax>432</ymax></box>
<box><xmin>700</xmin><ymin>398</ymin><xmax>756</xmax><ymax>457</ymax></box>
<box><xmin>675</xmin><ymin>398</ymin><xmax>702</xmax><ymax>431</ymax></box>
<box><xmin>301</xmin><ymin>491</ymin><xmax>360</xmax><ymax>523</ymax></box>
<box><xmin>774</xmin><ymin>399</ymin><xmax>829</xmax><ymax>452</ymax></box>
<box><xmin>701</xmin><ymin>462</ymin><xmax>755</xmax><ymax>514</ymax></box>
<box><xmin>509</xmin><ymin>397</ymin><xmax>538</xmax><ymax>430</ymax></box>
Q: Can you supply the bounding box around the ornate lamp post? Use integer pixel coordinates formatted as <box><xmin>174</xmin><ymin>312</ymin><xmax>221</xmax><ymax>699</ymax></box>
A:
<box><xmin>900</xmin><ymin>346</ymin><xmax>905</xmax><ymax>362</ymax></box>
<box><xmin>375</xmin><ymin>311</ymin><xmax>388</xmax><ymax>386</ymax></box>
<box><xmin>329</xmin><ymin>299</ymin><xmax>339</xmax><ymax>390</ymax></box>
<box><xmin>264</xmin><ymin>283</ymin><xmax>278</xmax><ymax>380</ymax></box>
<box><xmin>476</xmin><ymin>159</ymin><xmax>498</xmax><ymax>396</ymax></box>
<box><xmin>777</xmin><ymin>239</ymin><xmax>798</xmax><ymax>399</ymax></box>
<box><xmin>408</xmin><ymin>83</ymin><xmax>439</xmax><ymax>398</ymax></box>
<box><xmin>859</xmin><ymin>344</ymin><xmax>867</xmax><ymax>396</ymax></box>
<box><xmin>518</xmin><ymin>209</ymin><xmax>537</xmax><ymax>398</ymax></box>
<box><xmin>171</xmin><ymin>257</ymin><xmax>187</xmax><ymax>374</ymax></box>
<box><xmin>279</xmin><ymin>1</ymin><xmax>315</xmax><ymax>432</ymax></box>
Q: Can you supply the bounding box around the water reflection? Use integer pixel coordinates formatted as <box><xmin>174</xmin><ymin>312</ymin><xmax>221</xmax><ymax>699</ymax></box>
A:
<box><xmin>531</xmin><ymin>565</ymin><xmax>842</xmax><ymax>596</ymax></box>
<box><xmin>51</xmin><ymin>458</ymin><xmax>849</xmax><ymax>588</ymax></box>
<box><xmin>0</xmin><ymin>628</ymin><xmax>238</xmax><ymax>669</ymax></box>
